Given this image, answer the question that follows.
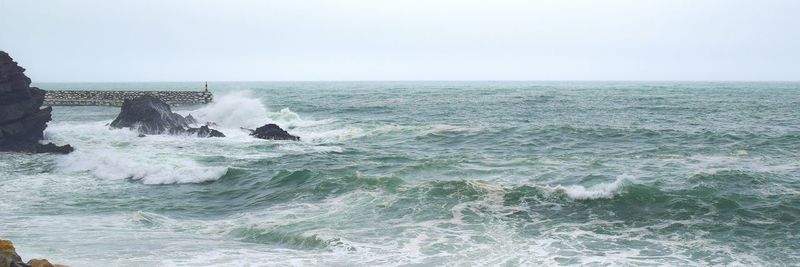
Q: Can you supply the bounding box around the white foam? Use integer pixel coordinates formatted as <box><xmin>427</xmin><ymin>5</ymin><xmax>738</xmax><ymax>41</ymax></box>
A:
<box><xmin>183</xmin><ymin>91</ymin><xmax>351</xmax><ymax>145</ymax></box>
<box><xmin>187</xmin><ymin>91</ymin><xmax>269</xmax><ymax>129</ymax></box>
<box><xmin>421</xmin><ymin>124</ymin><xmax>481</xmax><ymax>135</ymax></box>
<box><xmin>551</xmin><ymin>175</ymin><xmax>631</xmax><ymax>200</ymax></box>
<box><xmin>295</xmin><ymin>127</ymin><xmax>365</xmax><ymax>144</ymax></box>
<box><xmin>59</xmin><ymin>149</ymin><xmax>228</xmax><ymax>185</ymax></box>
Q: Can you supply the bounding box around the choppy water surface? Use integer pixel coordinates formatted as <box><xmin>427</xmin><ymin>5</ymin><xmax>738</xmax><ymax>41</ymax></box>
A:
<box><xmin>2</xmin><ymin>82</ymin><xmax>799</xmax><ymax>266</ymax></box>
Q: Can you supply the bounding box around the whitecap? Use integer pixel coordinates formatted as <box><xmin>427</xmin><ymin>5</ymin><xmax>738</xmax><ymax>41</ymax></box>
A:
<box><xmin>550</xmin><ymin>175</ymin><xmax>632</xmax><ymax>200</ymax></box>
<box><xmin>58</xmin><ymin>148</ymin><xmax>228</xmax><ymax>185</ymax></box>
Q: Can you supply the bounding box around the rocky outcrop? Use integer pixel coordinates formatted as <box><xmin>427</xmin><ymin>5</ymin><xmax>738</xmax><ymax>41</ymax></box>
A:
<box><xmin>0</xmin><ymin>240</ymin><xmax>23</xmax><ymax>267</ymax></box>
<box><xmin>109</xmin><ymin>95</ymin><xmax>189</xmax><ymax>134</ymax></box>
<box><xmin>0</xmin><ymin>51</ymin><xmax>73</xmax><ymax>154</ymax></box>
<box><xmin>249</xmin><ymin>123</ymin><xmax>300</xmax><ymax>141</ymax></box>
<box><xmin>110</xmin><ymin>95</ymin><xmax>224</xmax><ymax>137</ymax></box>
<box><xmin>26</xmin><ymin>259</ymin><xmax>53</xmax><ymax>267</ymax></box>
<box><xmin>0</xmin><ymin>240</ymin><xmax>68</xmax><ymax>267</ymax></box>
<box><xmin>186</xmin><ymin>125</ymin><xmax>225</xmax><ymax>138</ymax></box>
<box><xmin>185</xmin><ymin>114</ymin><xmax>198</xmax><ymax>125</ymax></box>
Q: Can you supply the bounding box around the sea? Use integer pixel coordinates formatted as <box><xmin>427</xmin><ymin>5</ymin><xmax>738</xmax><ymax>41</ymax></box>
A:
<box><xmin>1</xmin><ymin>81</ymin><xmax>798</xmax><ymax>266</ymax></box>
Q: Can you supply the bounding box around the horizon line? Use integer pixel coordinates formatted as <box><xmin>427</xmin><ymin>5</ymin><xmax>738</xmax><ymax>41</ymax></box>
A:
<box><xmin>31</xmin><ymin>79</ymin><xmax>800</xmax><ymax>84</ymax></box>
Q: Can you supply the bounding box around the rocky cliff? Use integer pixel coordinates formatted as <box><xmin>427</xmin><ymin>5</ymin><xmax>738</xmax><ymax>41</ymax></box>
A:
<box><xmin>0</xmin><ymin>51</ymin><xmax>73</xmax><ymax>154</ymax></box>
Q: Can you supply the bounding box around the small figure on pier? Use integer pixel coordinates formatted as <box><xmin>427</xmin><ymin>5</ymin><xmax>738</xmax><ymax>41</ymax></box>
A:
<box><xmin>204</xmin><ymin>81</ymin><xmax>209</xmax><ymax>93</ymax></box>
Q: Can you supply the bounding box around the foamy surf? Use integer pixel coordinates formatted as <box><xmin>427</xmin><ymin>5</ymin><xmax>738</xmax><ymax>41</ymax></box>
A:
<box><xmin>5</xmin><ymin>82</ymin><xmax>797</xmax><ymax>266</ymax></box>
<box><xmin>58</xmin><ymin>148</ymin><xmax>228</xmax><ymax>184</ymax></box>
<box><xmin>43</xmin><ymin>90</ymin><xmax>369</xmax><ymax>184</ymax></box>
<box><xmin>550</xmin><ymin>175</ymin><xmax>632</xmax><ymax>200</ymax></box>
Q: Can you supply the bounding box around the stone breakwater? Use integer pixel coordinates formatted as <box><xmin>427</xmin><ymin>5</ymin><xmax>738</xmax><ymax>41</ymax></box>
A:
<box><xmin>44</xmin><ymin>90</ymin><xmax>213</xmax><ymax>106</ymax></box>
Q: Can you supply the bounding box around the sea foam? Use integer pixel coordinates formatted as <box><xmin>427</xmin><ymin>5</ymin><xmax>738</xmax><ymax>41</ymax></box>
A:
<box><xmin>551</xmin><ymin>175</ymin><xmax>631</xmax><ymax>200</ymax></box>
<box><xmin>188</xmin><ymin>91</ymin><xmax>269</xmax><ymax>129</ymax></box>
<box><xmin>59</xmin><ymin>148</ymin><xmax>228</xmax><ymax>185</ymax></box>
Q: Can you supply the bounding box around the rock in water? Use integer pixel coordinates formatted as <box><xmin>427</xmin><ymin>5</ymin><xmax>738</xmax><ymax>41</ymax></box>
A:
<box><xmin>0</xmin><ymin>240</ymin><xmax>23</xmax><ymax>267</ymax></box>
<box><xmin>184</xmin><ymin>114</ymin><xmax>198</xmax><ymax>125</ymax></box>
<box><xmin>0</xmin><ymin>51</ymin><xmax>73</xmax><ymax>154</ymax></box>
<box><xmin>110</xmin><ymin>95</ymin><xmax>189</xmax><ymax>134</ymax></box>
<box><xmin>250</xmin><ymin>123</ymin><xmax>300</xmax><ymax>141</ymax></box>
<box><xmin>186</xmin><ymin>125</ymin><xmax>225</xmax><ymax>137</ymax></box>
<box><xmin>110</xmin><ymin>95</ymin><xmax>225</xmax><ymax>138</ymax></box>
<box><xmin>26</xmin><ymin>259</ymin><xmax>53</xmax><ymax>267</ymax></box>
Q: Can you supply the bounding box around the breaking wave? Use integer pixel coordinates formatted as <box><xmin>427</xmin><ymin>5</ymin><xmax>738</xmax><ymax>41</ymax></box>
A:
<box><xmin>550</xmin><ymin>175</ymin><xmax>632</xmax><ymax>200</ymax></box>
<box><xmin>58</xmin><ymin>148</ymin><xmax>228</xmax><ymax>185</ymax></box>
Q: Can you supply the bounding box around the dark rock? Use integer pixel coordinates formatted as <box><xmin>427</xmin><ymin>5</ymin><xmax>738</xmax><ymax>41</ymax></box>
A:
<box><xmin>187</xmin><ymin>125</ymin><xmax>225</xmax><ymax>138</ymax></box>
<box><xmin>36</xmin><ymin>143</ymin><xmax>74</xmax><ymax>154</ymax></box>
<box><xmin>0</xmin><ymin>51</ymin><xmax>73</xmax><ymax>153</ymax></box>
<box><xmin>185</xmin><ymin>114</ymin><xmax>198</xmax><ymax>125</ymax></box>
<box><xmin>110</xmin><ymin>95</ymin><xmax>189</xmax><ymax>134</ymax></box>
<box><xmin>110</xmin><ymin>95</ymin><xmax>225</xmax><ymax>138</ymax></box>
<box><xmin>250</xmin><ymin>123</ymin><xmax>300</xmax><ymax>141</ymax></box>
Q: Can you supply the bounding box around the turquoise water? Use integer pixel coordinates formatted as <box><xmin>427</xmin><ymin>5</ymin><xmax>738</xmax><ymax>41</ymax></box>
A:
<box><xmin>1</xmin><ymin>82</ymin><xmax>799</xmax><ymax>266</ymax></box>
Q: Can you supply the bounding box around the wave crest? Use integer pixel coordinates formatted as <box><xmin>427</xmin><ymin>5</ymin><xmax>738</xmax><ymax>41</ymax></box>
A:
<box><xmin>58</xmin><ymin>149</ymin><xmax>228</xmax><ymax>185</ymax></box>
<box><xmin>550</xmin><ymin>176</ymin><xmax>632</xmax><ymax>200</ymax></box>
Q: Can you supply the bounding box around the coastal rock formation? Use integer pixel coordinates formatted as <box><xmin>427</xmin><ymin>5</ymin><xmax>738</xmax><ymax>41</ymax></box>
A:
<box><xmin>110</xmin><ymin>95</ymin><xmax>224</xmax><ymax>137</ymax></box>
<box><xmin>0</xmin><ymin>240</ymin><xmax>23</xmax><ymax>267</ymax></box>
<box><xmin>26</xmin><ymin>259</ymin><xmax>54</xmax><ymax>267</ymax></box>
<box><xmin>249</xmin><ymin>123</ymin><xmax>300</xmax><ymax>141</ymax></box>
<box><xmin>185</xmin><ymin>114</ymin><xmax>198</xmax><ymax>125</ymax></box>
<box><xmin>186</xmin><ymin>125</ymin><xmax>225</xmax><ymax>138</ymax></box>
<box><xmin>0</xmin><ymin>240</ymin><xmax>68</xmax><ymax>267</ymax></box>
<box><xmin>0</xmin><ymin>51</ymin><xmax>73</xmax><ymax>154</ymax></box>
<box><xmin>110</xmin><ymin>95</ymin><xmax>189</xmax><ymax>134</ymax></box>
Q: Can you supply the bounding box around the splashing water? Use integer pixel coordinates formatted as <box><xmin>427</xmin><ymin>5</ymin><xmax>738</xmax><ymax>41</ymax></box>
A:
<box><xmin>3</xmin><ymin>81</ymin><xmax>800</xmax><ymax>266</ymax></box>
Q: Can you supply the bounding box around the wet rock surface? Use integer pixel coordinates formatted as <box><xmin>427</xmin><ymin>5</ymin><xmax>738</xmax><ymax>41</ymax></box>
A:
<box><xmin>186</xmin><ymin>125</ymin><xmax>225</xmax><ymax>138</ymax></box>
<box><xmin>109</xmin><ymin>95</ymin><xmax>190</xmax><ymax>134</ymax></box>
<box><xmin>0</xmin><ymin>51</ymin><xmax>72</xmax><ymax>154</ymax></box>
<box><xmin>110</xmin><ymin>95</ymin><xmax>225</xmax><ymax>138</ymax></box>
<box><xmin>1</xmin><ymin>240</ymin><xmax>69</xmax><ymax>267</ymax></box>
<box><xmin>250</xmin><ymin>123</ymin><xmax>300</xmax><ymax>141</ymax></box>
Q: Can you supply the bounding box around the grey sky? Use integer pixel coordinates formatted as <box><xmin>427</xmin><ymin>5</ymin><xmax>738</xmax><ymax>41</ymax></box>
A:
<box><xmin>1</xmin><ymin>0</ymin><xmax>798</xmax><ymax>82</ymax></box>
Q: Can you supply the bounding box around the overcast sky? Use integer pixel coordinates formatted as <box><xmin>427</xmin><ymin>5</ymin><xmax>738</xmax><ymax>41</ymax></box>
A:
<box><xmin>1</xmin><ymin>0</ymin><xmax>798</xmax><ymax>82</ymax></box>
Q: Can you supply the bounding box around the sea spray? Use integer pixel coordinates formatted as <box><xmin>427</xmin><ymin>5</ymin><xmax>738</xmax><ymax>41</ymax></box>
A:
<box><xmin>188</xmin><ymin>91</ymin><xmax>269</xmax><ymax>129</ymax></box>
<box><xmin>3</xmin><ymin>82</ymin><xmax>798</xmax><ymax>266</ymax></box>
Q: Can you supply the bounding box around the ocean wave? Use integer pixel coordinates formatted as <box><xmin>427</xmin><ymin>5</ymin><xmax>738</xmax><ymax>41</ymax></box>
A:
<box><xmin>420</xmin><ymin>124</ymin><xmax>482</xmax><ymax>136</ymax></box>
<box><xmin>186</xmin><ymin>91</ymin><xmax>269</xmax><ymax>129</ymax></box>
<box><xmin>293</xmin><ymin>127</ymin><xmax>365</xmax><ymax>144</ymax></box>
<box><xmin>549</xmin><ymin>175</ymin><xmax>631</xmax><ymax>200</ymax></box>
<box><xmin>230</xmin><ymin>226</ymin><xmax>356</xmax><ymax>251</ymax></box>
<box><xmin>58</xmin><ymin>149</ymin><xmax>228</xmax><ymax>185</ymax></box>
<box><xmin>184</xmin><ymin>91</ymin><xmax>358</xmax><ymax>144</ymax></box>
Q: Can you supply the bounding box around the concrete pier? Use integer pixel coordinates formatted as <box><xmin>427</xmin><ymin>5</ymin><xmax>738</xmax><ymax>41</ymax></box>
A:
<box><xmin>43</xmin><ymin>90</ymin><xmax>213</xmax><ymax>106</ymax></box>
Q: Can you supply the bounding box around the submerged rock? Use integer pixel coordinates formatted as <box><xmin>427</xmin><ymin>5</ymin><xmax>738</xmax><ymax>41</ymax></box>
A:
<box><xmin>110</xmin><ymin>95</ymin><xmax>225</xmax><ymax>137</ymax></box>
<box><xmin>0</xmin><ymin>51</ymin><xmax>73</xmax><ymax>153</ymax></box>
<box><xmin>186</xmin><ymin>125</ymin><xmax>225</xmax><ymax>138</ymax></box>
<box><xmin>250</xmin><ymin>123</ymin><xmax>300</xmax><ymax>141</ymax></box>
